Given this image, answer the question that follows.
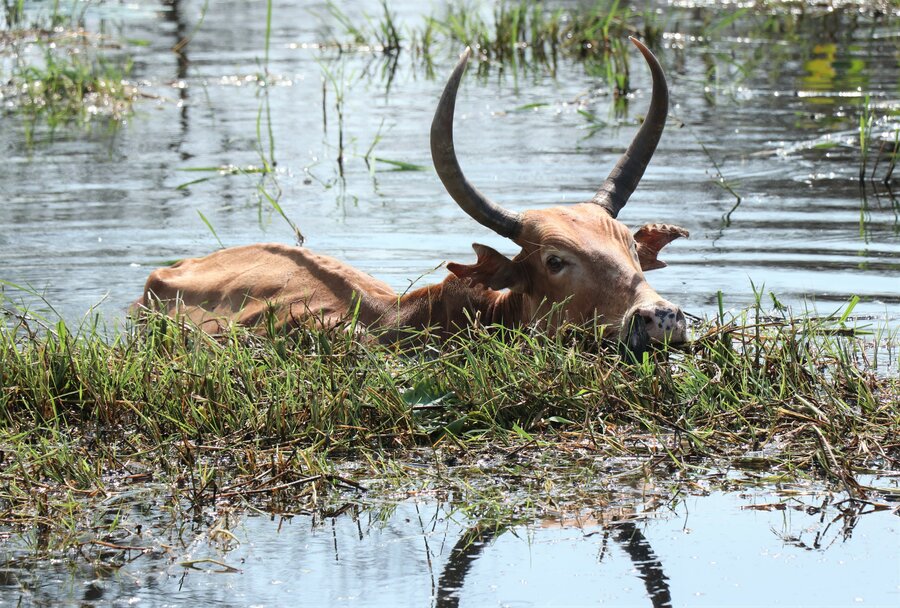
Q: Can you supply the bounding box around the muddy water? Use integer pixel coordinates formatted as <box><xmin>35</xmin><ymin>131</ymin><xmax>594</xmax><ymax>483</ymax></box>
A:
<box><xmin>1</xmin><ymin>0</ymin><xmax>898</xmax><ymax>327</ymax></box>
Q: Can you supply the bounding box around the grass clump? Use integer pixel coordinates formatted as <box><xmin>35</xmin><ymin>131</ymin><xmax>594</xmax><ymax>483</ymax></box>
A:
<box><xmin>1</xmin><ymin>297</ymin><xmax>897</xmax><ymax>541</ymax></box>
<box><xmin>10</xmin><ymin>45</ymin><xmax>136</xmax><ymax>127</ymax></box>
<box><xmin>1</xmin><ymin>3</ymin><xmax>138</xmax><ymax>131</ymax></box>
<box><xmin>324</xmin><ymin>0</ymin><xmax>402</xmax><ymax>54</ymax></box>
<box><xmin>0</xmin><ymin>290</ymin><xmax>897</xmax><ymax>569</ymax></box>
<box><xmin>322</xmin><ymin>0</ymin><xmax>660</xmax><ymax>92</ymax></box>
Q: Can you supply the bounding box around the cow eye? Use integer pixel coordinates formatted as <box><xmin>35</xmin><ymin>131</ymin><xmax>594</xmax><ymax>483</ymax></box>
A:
<box><xmin>546</xmin><ymin>255</ymin><xmax>565</xmax><ymax>274</ymax></box>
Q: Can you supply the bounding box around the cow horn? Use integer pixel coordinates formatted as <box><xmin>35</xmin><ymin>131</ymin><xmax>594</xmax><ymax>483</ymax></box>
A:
<box><xmin>431</xmin><ymin>47</ymin><xmax>523</xmax><ymax>240</ymax></box>
<box><xmin>592</xmin><ymin>37</ymin><xmax>668</xmax><ymax>218</ymax></box>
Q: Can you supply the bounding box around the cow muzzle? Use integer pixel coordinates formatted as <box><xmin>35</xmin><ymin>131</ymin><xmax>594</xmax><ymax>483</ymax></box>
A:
<box><xmin>623</xmin><ymin>300</ymin><xmax>687</xmax><ymax>348</ymax></box>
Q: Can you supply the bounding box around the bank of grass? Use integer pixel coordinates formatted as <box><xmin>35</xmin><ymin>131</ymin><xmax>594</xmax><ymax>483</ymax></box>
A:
<box><xmin>0</xmin><ymin>297</ymin><xmax>897</xmax><ymax>557</ymax></box>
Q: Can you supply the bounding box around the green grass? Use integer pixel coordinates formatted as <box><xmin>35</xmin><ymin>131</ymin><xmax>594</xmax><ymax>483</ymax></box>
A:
<box><xmin>318</xmin><ymin>0</ymin><xmax>896</xmax><ymax>105</ymax></box>
<box><xmin>1</xmin><ymin>3</ymin><xmax>138</xmax><ymax>131</ymax></box>
<box><xmin>320</xmin><ymin>0</ymin><xmax>658</xmax><ymax>93</ymax></box>
<box><xmin>1</xmin><ymin>0</ymin><xmax>899</xmax><ymax>564</ymax></box>
<box><xmin>324</xmin><ymin>0</ymin><xmax>402</xmax><ymax>53</ymax></box>
<box><xmin>0</xmin><ymin>292</ymin><xmax>897</xmax><ymax>559</ymax></box>
<box><xmin>12</xmin><ymin>45</ymin><xmax>136</xmax><ymax>127</ymax></box>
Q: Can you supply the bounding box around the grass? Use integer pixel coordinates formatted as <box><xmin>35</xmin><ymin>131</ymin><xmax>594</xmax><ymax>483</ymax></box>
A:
<box><xmin>696</xmin><ymin>139</ymin><xmax>743</xmax><ymax>226</ymax></box>
<box><xmin>9</xmin><ymin>43</ymin><xmax>136</xmax><ymax>130</ymax></box>
<box><xmin>1</xmin><ymin>2</ymin><xmax>139</xmax><ymax>132</ymax></box>
<box><xmin>0</xmin><ymin>291</ymin><xmax>897</xmax><ymax>562</ymax></box>
<box><xmin>1</xmin><ymin>0</ymin><xmax>898</xmax><ymax>571</ymax></box>
<box><xmin>319</xmin><ymin>0</ymin><xmax>659</xmax><ymax>94</ymax></box>
<box><xmin>320</xmin><ymin>0</ymin><xmax>893</xmax><ymax>72</ymax></box>
<box><xmin>859</xmin><ymin>95</ymin><xmax>876</xmax><ymax>182</ymax></box>
<box><xmin>859</xmin><ymin>96</ymin><xmax>900</xmax><ymax>186</ymax></box>
<box><xmin>175</xmin><ymin>0</ymin><xmax>305</xmax><ymax>244</ymax></box>
<box><xmin>325</xmin><ymin>0</ymin><xmax>401</xmax><ymax>54</ymax></box>
<box><xmin>2</xmin><ymin>0</ymin><xmax>85</xmax><ymax>32</ymax></box>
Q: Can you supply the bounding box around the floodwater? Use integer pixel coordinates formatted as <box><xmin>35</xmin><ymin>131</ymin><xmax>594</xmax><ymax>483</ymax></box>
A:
<box><xmin>1</xmin><ymin>481</ymin><xmax>898</xmax><ymax>607</ymax></box>
<box><xmin>1</xmin><ymin>0</ymin><xmax>898</xmax><ymax>326</ymax></box>
<box><xmin>1</xmin><ymin>1</ymin><xmax>899</xmax><ymax>607</ymax></box>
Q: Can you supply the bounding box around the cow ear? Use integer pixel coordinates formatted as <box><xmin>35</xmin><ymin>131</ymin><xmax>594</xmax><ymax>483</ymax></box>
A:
<box><xmin>447</xmin><ymin>243</ymin><xmax>526</xmax><ymax>292</ymax></box>
<box><xmin>633</xmin><ymin>224</ymin><xmax>688</xmax><ymax>271</ymax></box>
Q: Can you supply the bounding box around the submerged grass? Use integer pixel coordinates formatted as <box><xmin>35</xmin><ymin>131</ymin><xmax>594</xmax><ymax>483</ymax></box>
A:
<box><xmin>0</xmin><ymin>294</ymin><xmax>897</xmax><ymax>560</ymax></box>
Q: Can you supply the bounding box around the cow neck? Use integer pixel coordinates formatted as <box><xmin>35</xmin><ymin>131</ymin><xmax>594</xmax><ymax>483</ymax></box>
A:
<box><xmin>377</xmin><ymin>273</ymin><xmax>526</xmax><ymax>335</ymax></box>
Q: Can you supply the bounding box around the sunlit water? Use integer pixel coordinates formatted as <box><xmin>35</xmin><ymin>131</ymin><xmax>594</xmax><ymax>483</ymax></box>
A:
<box><xmin>1</xmin><ymin>1</ymin><xmax>899</xmax><ymax>606</ymax></box>
<box><xmin>1</xmin><ymin>0</ymin><xmax>898</xmax><ymax>328</ymax></box>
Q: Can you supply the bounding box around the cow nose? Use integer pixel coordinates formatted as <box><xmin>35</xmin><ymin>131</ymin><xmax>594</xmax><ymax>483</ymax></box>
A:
<box><xmin>635</xmin><ymin>301</ymin><xmax>686</xmax><ymax>344</ymax></box>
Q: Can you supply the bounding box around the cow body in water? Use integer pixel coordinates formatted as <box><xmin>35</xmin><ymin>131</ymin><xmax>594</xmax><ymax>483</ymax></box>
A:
<box><xmin>140</xmin><ymin>38</ymin><xmax>688</xmax><ymax>349</ymax></box>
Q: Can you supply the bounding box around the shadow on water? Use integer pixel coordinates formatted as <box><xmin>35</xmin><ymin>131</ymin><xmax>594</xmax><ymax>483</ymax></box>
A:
<box><xmin>609</xmin><ymin>521</ymin><xmax>672</xmax><ymax>608</ymax></box>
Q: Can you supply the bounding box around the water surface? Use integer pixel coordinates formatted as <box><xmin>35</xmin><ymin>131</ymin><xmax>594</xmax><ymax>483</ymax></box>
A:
<box><xmin>1</xmin><ymin>483</ymin><xmax>897</xmax><ymax>607</ymax></box>
<box><xmin>1</xmin><ymin>0</ymin><xmax>898</xmax><ymax>325</ymax></box>
<box><xmin>1</xmin><ymin>2</ymin><xmax>898</xmax><ymax>606</ymax></box>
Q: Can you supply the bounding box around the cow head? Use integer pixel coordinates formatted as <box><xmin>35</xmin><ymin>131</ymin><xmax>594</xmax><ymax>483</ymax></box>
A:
<box><xmin>432</xmin><ymin>38</ymin><xmax>687</xmax><ymax>346</ymax></box>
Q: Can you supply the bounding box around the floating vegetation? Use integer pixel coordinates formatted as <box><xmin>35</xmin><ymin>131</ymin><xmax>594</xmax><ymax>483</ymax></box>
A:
<box><xmin>0</xmin><ymin>288</ymin><xmax>897</xmax><ymax>561</ymax></box>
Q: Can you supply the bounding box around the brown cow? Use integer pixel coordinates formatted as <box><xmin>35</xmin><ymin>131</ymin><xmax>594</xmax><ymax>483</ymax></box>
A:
<box><xmin>140</xmin><ymin>38</ymin><xmax>688</xmax><ymax>349</ymax></box>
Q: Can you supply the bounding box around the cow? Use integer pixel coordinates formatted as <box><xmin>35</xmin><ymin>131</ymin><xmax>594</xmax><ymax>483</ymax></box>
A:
<box><xmin>139</xmin><ymin>37</ymin><xmax>688</xmax><ymax>350</ymax></box>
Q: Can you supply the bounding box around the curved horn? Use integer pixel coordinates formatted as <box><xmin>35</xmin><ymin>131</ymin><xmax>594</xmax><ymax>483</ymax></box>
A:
<box><xmin>431</xmin><ymin>48</ymin><xmax>523</xmax><ymax>240</ymax></box>
<box><xmin>592</xmin><ymin>37</ymin><xmax>669</xmax><ymax>218</ymax></box>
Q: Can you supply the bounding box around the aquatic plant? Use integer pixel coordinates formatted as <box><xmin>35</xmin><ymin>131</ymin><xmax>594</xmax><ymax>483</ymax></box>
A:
<box><xmin>859</xmin><ymin>95</ymin><xmax>876</xmax><ymax>181</ymax></box>
<box><xmin>1</xmin><ymin>0</ymin><xmax>88</xmax><ymax>32</ymax></box>
<box><xmin>8</xmin><ymin>43</ymin><xmax>136</xmax><ymax>130</ymax></box>
<box><xmin>866</xmin><ymin>118</ymin><xmax>900</xmax><ymax>186</ymax></box>
<box><xmin>323</xmin><ymin>0</ymin><xmax>402</xmax><ymax>54</ymax></box>
<box><xmin>884</xmin><ymin>126</ymin><xmax>899</xmax><ymax>183</ymax></box>
<box><xmin>2</xmin><ymin>0</ymin><xmax>24</xmax><ymax>28</ymax></box>
<box><xmin>318</xmin><ymin>0</ymin><xmax>660</xmax><ymax>90</ymax></box>
<box><xmin>1</xmin><ymin>1</ymin><xmax>139</xmax><ymax>132</ymax></box>
<box><xmin>0</xmin><ymin>284</ymin><xmax>897</xmax><ymax>562</ymax></box>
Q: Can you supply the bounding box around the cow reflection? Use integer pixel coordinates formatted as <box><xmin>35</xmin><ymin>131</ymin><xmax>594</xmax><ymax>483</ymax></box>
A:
<box><xmin>435</xmin><ymin>518</ymin><xmax>671</xmax><ymax>608</ymax></box>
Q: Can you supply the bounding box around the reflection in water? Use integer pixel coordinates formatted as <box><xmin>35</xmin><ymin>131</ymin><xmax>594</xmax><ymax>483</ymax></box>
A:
<box><xmin>435</xmin><ymin>519</ymin><xmax>673</xmax><ymax>608</ymax></box>
<box><xmin>771</xmin><ymin>495</ymin><xmax>885</xmax><ymax>551</ymax></box>
<box><xmin>802</xmin><ymin>43</ymin><xmax>868</xmax><ymax>98</ymax></box>
<box><xmin>436</xmin><ymin>525</ymin><xmax>499</xmax><ymax>608</ymax></box>
<box><xmin>162</xmin><ymin>0</ymin><xmax>191</xmax><ymax>149</ymax></box>
<box><xmin>0</xmin><ymin>488</ymin><xmax>896</xmax><ymax>606</ymax></box>
<box><xmin>609</xmin><ymin>521</ymin><xmax>672</xmax><ymax>608</ymax></box>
